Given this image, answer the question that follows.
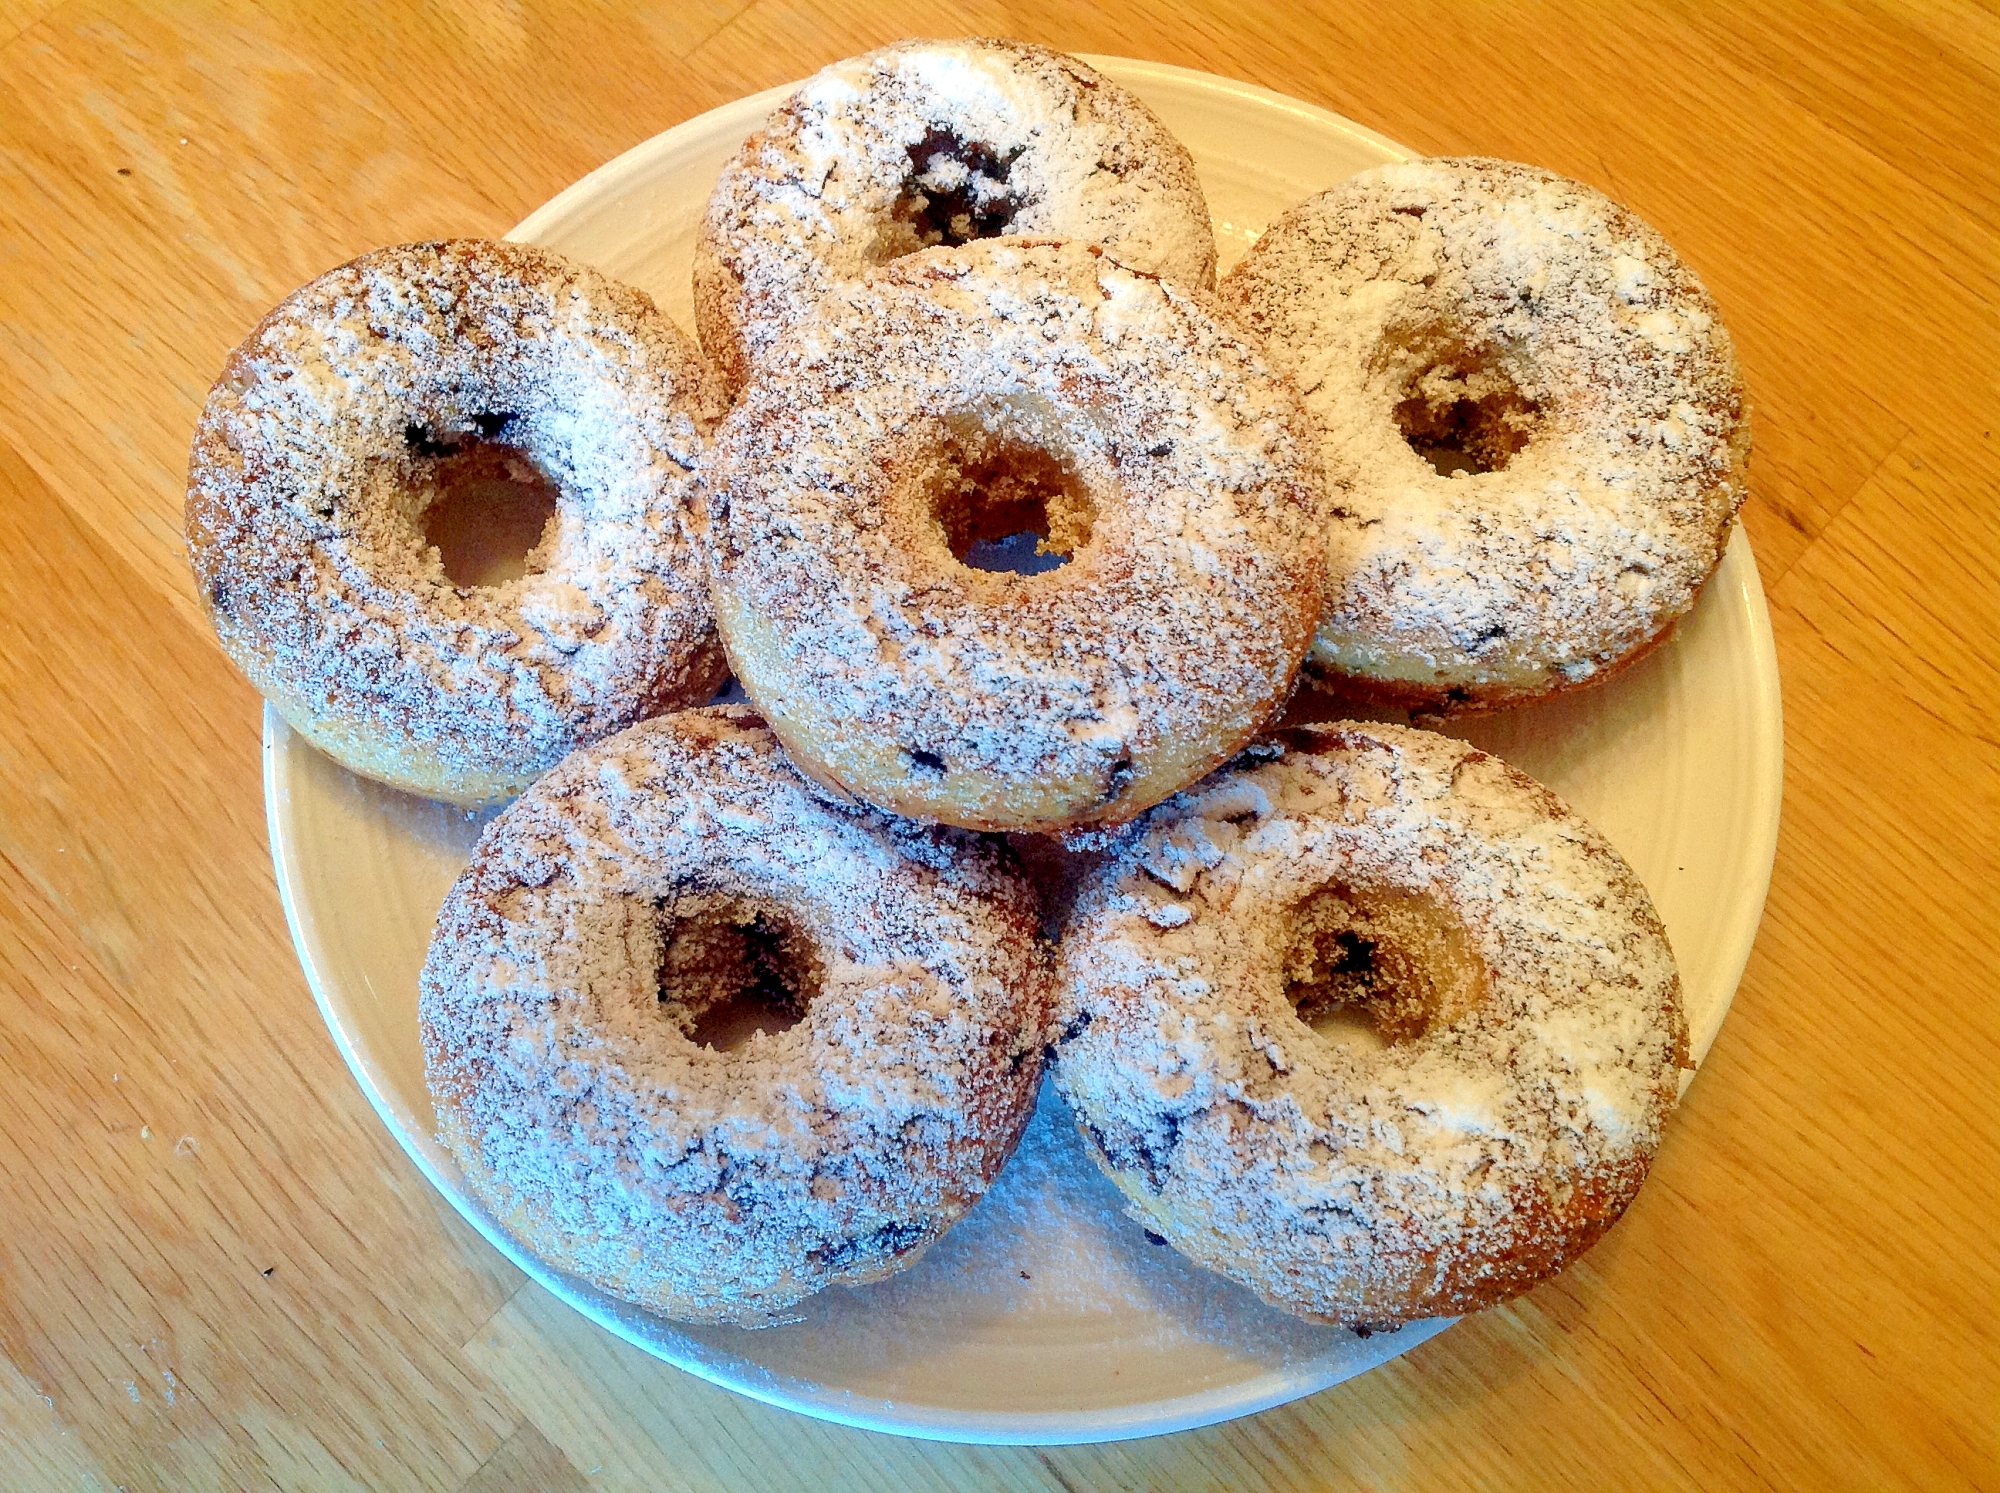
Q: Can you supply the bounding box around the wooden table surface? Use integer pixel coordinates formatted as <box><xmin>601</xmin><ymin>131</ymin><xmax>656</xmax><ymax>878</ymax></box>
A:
<box><xmin>2</xmin><ymin>3</ymin><xmax>1995</xmax><ymax>1488</ymax></box>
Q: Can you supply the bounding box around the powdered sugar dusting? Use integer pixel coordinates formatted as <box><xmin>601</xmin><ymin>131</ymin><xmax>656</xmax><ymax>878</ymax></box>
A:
<box><xmin>1052</xmin><ymin>722</ymin><xmax>1686</xmax><ymax>1326</ymax></box>
<box><xmin>1220</xmin><ymin>158</ymin><xmax>1749</xmax><ymax>710</ymax></box>
<box><xmin>694</xmin><ymin>38</ymin><xmax>1217</xmax><ymax>392</ymax></box>
<box><xmin>419</xmin><ymin>707</ymin><xmax>1050</xmax><ymax>1325</ymax></box>
<box><xmin>698</xmin><ymin>238</ymin><xmax>1329</xmax><ymax>832</ymax></box>
<box><xmin>668</xmin><ymin>1075</ymin><xmax>1382</xmax><ymax>1354</ymax></box>
<box><xmin>185</xmin><ymin>240</ymin><xmax>730</xmax><ymax>805</ymax></box>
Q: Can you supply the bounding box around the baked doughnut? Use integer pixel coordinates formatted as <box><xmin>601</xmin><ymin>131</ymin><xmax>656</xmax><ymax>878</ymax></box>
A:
<box><xmin>695</xmin><ymin>37</ymin><xmax>1217</xmax><ymax>395</ymax></box>
<box><xmin>1221</xmin><ymin>157</ymin><xmax>1750</xmax><ymax>712</ymax></box>
<box><xmin>1050</xmin><ymin>722</ymin><xmax>1687</xmax><ymax>1327</ymax></box>
<box><xmin>419</xmin><ymin>706</ymin><xmax>1050</xmax><ymax>1326</ymax></box>
<box><xmin>185</xmin><ymin>239</ymin><xmax>729</xmax><ymax>806</ymax></box>
<box><xmin>697</xmin><ymin>238</ymin><xmax>1329</xmax><ymax>834</ymax></box>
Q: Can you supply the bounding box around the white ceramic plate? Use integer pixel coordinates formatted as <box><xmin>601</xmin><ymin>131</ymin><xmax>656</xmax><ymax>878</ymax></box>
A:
<box><xmin>265</xmin><ymin>58</ymin><xmax>1783</xmax><ymax>1445</ymax></box>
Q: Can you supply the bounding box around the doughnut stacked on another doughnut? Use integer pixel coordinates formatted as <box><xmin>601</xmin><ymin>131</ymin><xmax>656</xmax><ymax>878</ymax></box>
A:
<box><xmin>186</xmin><ymin>240</ymin><xmax>729</xmax><ymax>805</ymax></box>
<box><xmin>1221</xmin><ymin>157</ymin><xmax>1750</xmax><ymax>712</ymax></box>
<box><xmin>420</xmin><ymin>706</ymin><xmax>1051</xmax><ymax>1326</ymax></box>
<box><xmin>696</xmin><ymin>37</ymin><xmax>1217</xmax><ymax>395</ymax></box>
<box><xmin>697</xmin><ymin>237</ymin><xmax>1330</xmax><ymax>835</ymax></box>
<box><xmin>1050</xmin><ymin>722</ymin><xmax>1687</xmax><ymax>1328</ymax></box>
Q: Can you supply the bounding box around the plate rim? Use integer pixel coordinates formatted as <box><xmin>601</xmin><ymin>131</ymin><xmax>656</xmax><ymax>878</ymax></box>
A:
<box><xmin>267</xmin><ymin>53</ymin><xmax>1784</xmax><ymax>1445</ymax></box>
<box><xmin>1690</xmin><ymin>524</ymin><xmax>1783</xmax><ymax>1061</ymax></box>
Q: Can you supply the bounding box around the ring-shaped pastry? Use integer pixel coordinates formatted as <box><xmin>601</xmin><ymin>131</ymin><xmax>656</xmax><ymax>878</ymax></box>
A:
<box><xmin>698</xmin><ymin>238</ymin><xmax>1329</xmax><ymax>834</ymax></box>
<box><xmin>695</xmin><ymin>36</ymin><xmax>1217</xmax><ymax>395</ymax></box>
<box><xmin>1221</xmin><ymin>158</ymin><xmax>1750</xmax><ymax>711</ymax></box>
<box><xmin>186</xmin><ymin>239</ymin><xmax>727</xmax><ymax>805</ymax></box>
<box><xmin>1051</xmin><ymin>722</ymin><xmax>1687</xmax><ymax>1328</ymax></box>
<box><xmin>419</xmin><ymin>707</ymin><xmax>1050</xmax><ymax>1325</ymax></box>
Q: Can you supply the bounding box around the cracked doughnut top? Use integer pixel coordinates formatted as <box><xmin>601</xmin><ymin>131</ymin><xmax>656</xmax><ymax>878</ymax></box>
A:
<box><xmin>1051</xmin><ymin>722</ymin><xmax>1687</xmax><ymax>1327</ymax></box>
<box><xmin>694</xmin><ymin>36</ymin><xmax>1217</xmax><ymax>394</ymax></box>
<box><xmin>185</xmin><ymin>239</ymin><xmax>729</xmax><ymax>806</ymax></box>
<box><xmin>1221</xmin><ymin>157</ymin><xmax>1750</xmax><ymax>712</ymax></box>
<box><xmin>696</xmin><ymin>238</ymin><xmax>1330</xmax><ymax>834</ymax></box>
<box><xmin>419</xmin><ymin>707</ymin><xmax>1051</xmax><ymax>1325</ymax></box>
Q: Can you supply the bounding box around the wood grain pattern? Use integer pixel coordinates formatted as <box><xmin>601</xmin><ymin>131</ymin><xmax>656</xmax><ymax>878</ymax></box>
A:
<box><xmin>1</xmin><ymin>3</ymin><xmax>1994</xmax><ymax>1488</ymax></box>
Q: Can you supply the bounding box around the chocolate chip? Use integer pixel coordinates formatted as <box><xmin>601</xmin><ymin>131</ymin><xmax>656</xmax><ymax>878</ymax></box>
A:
<box><xmin>403</xmin><ymin>422</ymin><xmax>457</xmax><ymax>458</ymax></box>
<box><xmin>894</xmin><ymin>128</ymin><xmax>1029</xmax><ymax>246</ymax></box>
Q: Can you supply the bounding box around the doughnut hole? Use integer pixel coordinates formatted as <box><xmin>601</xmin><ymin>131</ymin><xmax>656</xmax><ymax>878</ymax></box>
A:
<box><xmin>654</xmin><ymin>892</ymin><xmax>826</xmax><ymax>1052</ymax></box>
<box><xmin>1388</xmin><ymin>337</ymin><xmax>1543</xmax><ymax>477</ymax></box>
<box><xmin>409</xmin><ymin>423</ymin><xmax>560</xmax><ymax>589</ymax></box>
<box><xmin>1282</xmin><ymin>884</ymin><xmax>1486</xmax><ymax>1052</ymax></box>
<box><xmin>925</xmin><ymin>405</ymin><xmax>1099</xmax><ymax>577</ymax></box>
<box><xmin>871</xmin><ymin>128</ymin><xmax>1029</xmax><ymax>261</ymax></box>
